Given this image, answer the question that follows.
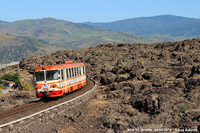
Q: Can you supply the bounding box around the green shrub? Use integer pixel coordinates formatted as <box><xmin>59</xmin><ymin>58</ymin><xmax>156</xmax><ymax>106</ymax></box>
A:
<box><xmin>9</xmin><ymin>100</ymin><xmax>16</xmax><ymax>105</ymax></box>
<box><xmin>0</xmin><ymin>72</ymin><xmax>20</xmax><ymax>85</ymax></box>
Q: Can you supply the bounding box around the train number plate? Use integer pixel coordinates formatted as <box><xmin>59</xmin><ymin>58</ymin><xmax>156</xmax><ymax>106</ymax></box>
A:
<box><xmin>44</xmin><ymin>88</ymin><xmax>48</xmax><ymax>92</ymax></box>
<box><xmin>42</xmin><ymin>85</ymin><xmax>50</xmax><ymax>91</ymax></box>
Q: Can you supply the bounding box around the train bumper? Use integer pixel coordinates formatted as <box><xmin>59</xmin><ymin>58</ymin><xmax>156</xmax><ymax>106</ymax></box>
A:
<box><xmin>43</xmin><ymin>91</ymin><xmax>50</xmax><ymax>97</ymax></box>
<box><xmin>36</xmin><ymin>90</ymin><xmax>63</xmax><ymax>98</ymax></box>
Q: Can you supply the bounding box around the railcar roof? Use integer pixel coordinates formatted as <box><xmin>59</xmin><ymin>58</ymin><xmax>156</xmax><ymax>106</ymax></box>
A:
<box><xmin>35</xmin><ymin>62</ymin><xmax>84</xmax><ymax>71</ymax></box>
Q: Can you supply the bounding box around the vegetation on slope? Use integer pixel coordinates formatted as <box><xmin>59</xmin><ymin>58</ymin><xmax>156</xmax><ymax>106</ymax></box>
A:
<box><xmin>0</xmin><ymin>72</ymin><xmax>20</xmax><ymax>88</ymax></box>
<box><xmin>0</xmin><ymin>33</ymin><xmax>60</xmax><ymax>63</ymax></box>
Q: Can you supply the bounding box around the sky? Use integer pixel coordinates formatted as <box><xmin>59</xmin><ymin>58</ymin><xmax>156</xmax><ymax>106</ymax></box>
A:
<box><xmin>0</xmin><ymin>0</ymin><xmax>200</xmax><ymax>22</ymax></box>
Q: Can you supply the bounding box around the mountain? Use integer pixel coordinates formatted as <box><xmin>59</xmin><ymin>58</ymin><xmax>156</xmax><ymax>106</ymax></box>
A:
<box><xmin>0</xmin><ymin>18</ymin><xmax>167</xmax><ymax>50</ymax></box>
<box><xmin>0</xmin><ymin>18</ymin><xmax>171</xmax><ymax>63</ymax></box>
<box><xmin>85</xmin><ymin>15</ymin><xmax>200</xmax><ymax>40</ymax></box>
<box><xmin>0</xmin><ymin>33</ymin><xmax>59</xmax><ymax>63</ymax></box>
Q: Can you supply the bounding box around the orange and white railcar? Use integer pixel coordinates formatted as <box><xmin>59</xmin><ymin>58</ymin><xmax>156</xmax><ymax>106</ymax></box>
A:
<box><xmin>34</xmin><ymin>61</ymin><xmax>86</xmax><ymax>98</ymax></box>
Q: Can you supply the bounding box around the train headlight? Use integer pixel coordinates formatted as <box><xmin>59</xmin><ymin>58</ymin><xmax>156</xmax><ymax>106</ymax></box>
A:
<box><xmin>53</xmin><ymin>84</ymin><xmax>56</xmax><ymax>88</ymax></box>
<box><xmin>35</xmin><ymin>85</ymin><xmax>38</xmax><ymax>89</ymax></box>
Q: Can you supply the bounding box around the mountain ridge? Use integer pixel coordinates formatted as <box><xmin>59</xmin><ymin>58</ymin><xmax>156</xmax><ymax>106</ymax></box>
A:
<box><xmin>0</xmin><ymin>17</ymin><xmax>166</xmax><ymax>48</ymax></box>
<box><xmin>84</xmin><ymin>15</ymin><xmax>200</xmax><ymax>40</ymax></box>
<box><xmin>0</xmin><ymin>17</ymin><xmax>168</xmax><ymax>63</ymax></box>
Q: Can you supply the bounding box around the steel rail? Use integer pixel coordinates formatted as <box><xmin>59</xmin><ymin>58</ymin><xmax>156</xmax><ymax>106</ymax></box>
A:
<box><xmin>0</xmin><ymin>79</ymin><xmax>97</xmax><ymax>128</ymax></box>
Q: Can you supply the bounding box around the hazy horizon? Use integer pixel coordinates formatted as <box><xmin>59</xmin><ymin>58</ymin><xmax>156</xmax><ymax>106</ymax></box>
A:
<box><xmin>0</xmin><ymin>14</ymin><xmax>199</xmax><ymax>23</ymax></box>
<box><xmin>0</xmin><ymin>0</ymin><xmax>199</xmax><ymax>23</ymax></box>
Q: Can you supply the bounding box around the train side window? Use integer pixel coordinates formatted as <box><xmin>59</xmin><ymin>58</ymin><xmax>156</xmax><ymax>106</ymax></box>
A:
<box><xmin>72</xmin><ymin>67</ymin><xmax>75</xmax><ymax>77</ymax></box>
<box><xmin>68</xmin><ymin>68</ymin><xmax>70</xmax><ymax>78</ymax></box>
<box><xmin>82</xmin><ymin>66</ymin><xmax>84</xmax><ymax>74</ymax></box>
<box><xmin>71</xmin><ymin>68</ymin><xmax>73</xmax><ymax>78</ymax></box>
<box><xmin>78</xmin><ymin>66</ymin><xmax>81</xmax><ymax>76</ymax></box>
<box><xmin>74</xmin><ymin>67</ymin><xmax>77</xmax><ymax>77</ymax></box>
<box><xmin>80</xmin><ymin>66</ymin><xmax>82</xmax><ymax>75</ymax></box>
<box><xmin>70</xmin><ymin>68</ymin><xmax>72</xmax><ymax>78</ymax></box>
<box><xmin>83</xmin><ymin>66</ymin><xmax>85</xmax><ymax>74</ymax></box>
<box><xmin>74</xmin><ymin>67</ymin><xmax>76</xmax><ymax>77</ymax></box>
<box><xmin>73</xmin><ymin>67</ymin><xmax>75</xmax><ymax>77</ymax></box>
<box><xmin>72</xmin><ymin>67</ymin><xmax>74</xmax><ymax>77</ymax></box>
<box><xmin>75</xmin><ymin>67</ymin><xmax>77</xmax><ymax>76</ymax></box>
<box><xmin>66</xmin><ymin>68</ymin><xmax>69</xmax><ymax>79</ymax></box>
<box><xmin>76</xmin><ymin>67</ymin><xmax>78</xmax><ymax>76</ymax></box>
<box><xmin>66</xmin><ymin>68</ymin><xmax>67</xmax><ymax>79</ymax></box>
<box><xmin>78</xmin><ymin>66</ymin><xmax>80</xmax><ymax>76</ymax></box>
<box><xmin>76</xmin><ymin>67</ymin><xmax>79</xmax><ymax>76</ymax></box>
<box><xmin>75</xmin><ymin>67</ymin><xmax>78</xmax><ymax>76</ymax></box>
<box><xmin>61</xmin><ymin>69</ymin><xmax>64</xmax><ymax>80</ymax></box>
<box><xmin>77</xmin><ymin>67</ymin><xmax>79</xmax><ymax>76</ymax></box>
<box><xmin>80</xmin><ymin>66</ymin><xmax>83</xmax><ymax>75</ymax></box>
<box><xmin>69</xmin><ymin>68</ymin><xmax>71</xmax><ymax>78</ymax></box>
<box><xmin>68</xmin><ymin>68</ymin><xmax>70</xmax><ymax>79</ymax></box>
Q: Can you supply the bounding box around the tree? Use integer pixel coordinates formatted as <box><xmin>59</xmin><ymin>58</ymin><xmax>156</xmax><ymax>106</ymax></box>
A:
<box><xmin>0</xmin><ymin>72</ymin><xmax>21</xmax><ymax>87</ymax></box>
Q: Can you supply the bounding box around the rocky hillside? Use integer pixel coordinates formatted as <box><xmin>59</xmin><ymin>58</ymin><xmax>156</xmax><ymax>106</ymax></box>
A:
<box><xmin>20</xmin><ymin>39</ymin><xmax>200</xmax><ymax>132</ymax></box>
<box><xmin>0</xmin><ymin>33</ymin><xmax>60</xmax><ymax>63</ymax></box>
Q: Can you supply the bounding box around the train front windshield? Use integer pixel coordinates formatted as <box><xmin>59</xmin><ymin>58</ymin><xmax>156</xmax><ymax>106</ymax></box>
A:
<box><xmin>46</xmin><ymin>70</ymin><xmax>60</xmax><ymax>81</ymax></box>
<box><xmin>35</xmin><ymin>70</ymin><xmax>60</xmax><ymax>82</ymax></box>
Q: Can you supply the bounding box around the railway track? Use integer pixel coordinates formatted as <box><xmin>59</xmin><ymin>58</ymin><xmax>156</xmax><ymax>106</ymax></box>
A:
<box><xmin>0</xmin><ymin>100</ymin><xmax>46</xmax><ymax>119</ymax></box>
<box><xmin>0</xmin><ymin>79</ymin><xmax>96</xmax><ymax>129</ymax></box>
